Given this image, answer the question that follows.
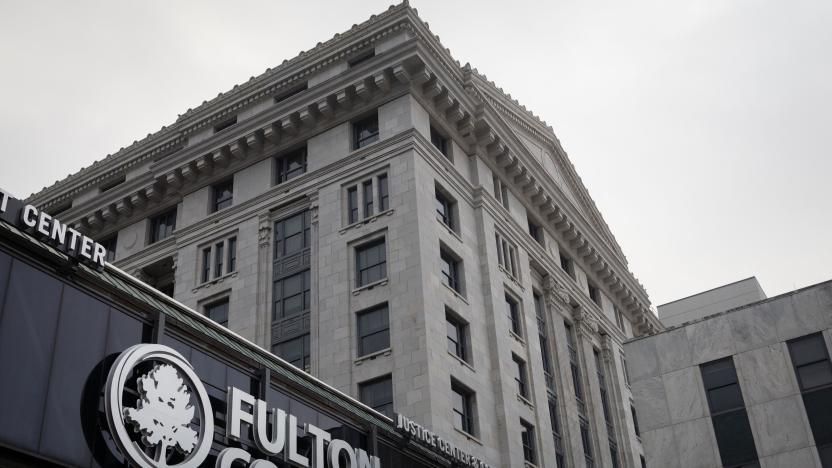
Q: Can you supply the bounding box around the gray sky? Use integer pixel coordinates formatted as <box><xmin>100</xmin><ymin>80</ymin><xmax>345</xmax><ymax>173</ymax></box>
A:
<box><xmin>1</xmin><ymin>0</ymin><xmax>830</xmax><ymax>306</ymax></box>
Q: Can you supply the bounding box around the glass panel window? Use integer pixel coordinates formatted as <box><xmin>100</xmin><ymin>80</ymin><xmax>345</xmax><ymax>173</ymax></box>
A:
<box><xmin>201</xmin><ymin>247</ymin><xmax>211</xmax><ymax>283</ymax></box>
<box><xmin>520</xmin><ymin>420</ymin><xmax>537</xmax><ymax>464</ymax></box>
<box><xmin>353</xmin><ymin>114</ymin><xmax>379</xmax><ymax>149</ymax></box>
<box><xmin>528</xmin><ymin>217</ymin><xmax>543</xmax><ymax>245</ymax></box>
<box><xmin>274</xmin><ymin>211</ymin><xmax>311</xmax><ymax>259</ymax></box>
<box><xmin>357</xmin><ymin>304</ymin><xmax>390</xmax><ymax>356</ymax></box>
<box><xmin>788</xmin><ymin>334</ymin><xmax>832</xmax><ymax>456</ymax></box>
<box><xmin>588</xmin><ymin>283</ymin><xmax>601</xmax><ymax>307</ymax></box>
<box><xmin>430</xmin><ymin>126</ymin><xmax>449</xmax><ymax>159</ymax></box>
<box><xmin>205</xmin><ymin>299</ymin><xmax>229</xmax><ymax>326</ymax></box>
<box><xmin>273</xmin><ymin>334</ymin><xmax>310</xmax><ymax>372</ymax></box>
<box><xmin>275</xmin><ymin>147</ymin><xmax>307</xmax><ymax>184</ymax></box>
<box><xmin>378</xmin><ymin>174</ymin><xmax>389</xmax><ymax>211</ymax></box>
<box><xmin>359</xmin><ymin>375</ymin><xmax>393</xmax><ymax>418</ymax></box>
<box><xmin>631</xmin><ymin>404</ymin><xmax>641</xmax><ymax>437</ymax></box>
<box><xmin>347</xmin><ymin>187</ymin><xmax>359</xmax><ymax>224</ymax></box>
<box><xmin>506</xmin><ymin>293</ymin><xmax>522</xmax><ymax>336</ymax></box>
<box><xmin>214</xmin><ymin>242</ymin><xmax>224</xmax><ymax>279</ymax></box>
<box><xmin>356</xmin><ymin>239</ymin><xmax>387</xmax><ymax>287</ymax></box>
<box><xmin>452</xmin><ymin>382</ymin><xmax>475</xmax><ymax>435</ymax></box>
<box><xmin>212</xmin><ymin>179</ymin><xmax>233</xmax><ymax>212</ymax></box>
<box><xmin>513</xmin><ymin>354</ymin><xmax>528</xmax><ymax>398</ymax></box>
<box><xmin>150</xmin><ymin>208</ymin><xmax>177</xmax><ymax>243</ymax></box>
<box><xmin>273</xmin><ymin>270</ymin><xmax>311</xmax><ymax>319</ymax></box>
<box><xmin>560</xmin><ymin>252</ymin><xmax>575</xmax><ymax>279</ymax></box>
<box><xmin>435</xmin><ymin>189</ymin><xmax>454</xmax><ymax>230</ymax></box>
<box><xmin>227</xmin><ymin>237</ymin><xmax>237</xmax><ymax>273</ymax></box>
<box><xmin>440</xmin><ymin>249</ymin><xmax>461</xmax><ymax>293</ymax></box>
<box><xmin>446</xmin><ymin>311</ymin><xmax>468</xmax><ymax>362</ymax></box>
<box><xmin>362</xmin><ymin>180</ymin><xmax>374</xmax><ymax>218</ymax></box>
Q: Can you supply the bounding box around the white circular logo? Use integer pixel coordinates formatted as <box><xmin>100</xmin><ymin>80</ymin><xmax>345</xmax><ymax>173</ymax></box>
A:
<box><xmin>105</xmin><ymin>344</ymin><xmax>215</xmax><ymax>468</ymax></box>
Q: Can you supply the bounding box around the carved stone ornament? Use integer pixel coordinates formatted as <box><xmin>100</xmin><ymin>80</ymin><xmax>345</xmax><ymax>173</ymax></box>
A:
<box><xmin>600</xmin><ymin>333</ymin><xmax>615</xmax><ymax>363</ymax></box>
<box><xmin>543</xmin><ymin>275</ymin><xmax>570</xmax><ymax>308</ymax></box>
<box><xmin>258</xmin><ymin>219</ymin><xmax>272</xmax><ymax>246</ymax></box>
<box><xmin>572</xmin><ymin>306</ymin><xmax>598</xmax><ymax>338</ymax></box>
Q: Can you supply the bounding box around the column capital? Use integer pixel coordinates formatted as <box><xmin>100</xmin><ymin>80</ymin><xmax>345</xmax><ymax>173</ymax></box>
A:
<box><xmin>543</xmin><ymin>275</ymin><xmax>570</xmax><ymax>309</ymax></box>
<box><xmin>258</xmin><ymin>217</ymin><xmax>272</xmax><ymax>247</ymax></box>
<box><xmin>572</xmin><ymin>305</ymin><xmax>598</xmax><ymax>339</ymax></box>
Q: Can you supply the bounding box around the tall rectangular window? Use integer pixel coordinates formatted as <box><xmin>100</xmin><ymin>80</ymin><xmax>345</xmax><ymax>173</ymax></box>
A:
<box><xmin>588</xmin><ymin>282</ymin><xmax>602</xmax><ymax>307</ymax></box>
<box><xmin>614</xmin><ymin>306</ymin><xmax>625</xmax><ymax>332</ymax></box>
<box><xmin>581</xmin><ymin>420</ymin><xmax>595</xmax><ymax>468</ymax></box>
<box><xmin>212</xmin><ymin>178</ymin><xmax>233</xmax><ymax>212</ymax></box>
<box><xmin>446</xmin><ymin>310</ymin><xmax>468</xmax><ymax>362</ymax></box>
<box><xmin>520</xmin><ymin>420</ymin><xmax>537</xmax><ymax>465</ymax></box>
<box><xmin>275</xmin><ymin>147</ymin><xmax>307</xmax><ymax>184</ymax></box>
<box><xmin>596</xmin><ymin>350</ymin><xmax>620</xmax><ymax>468</ymax></box>
<box><xmin>513</xmin><ymin>354</ymin><xmax>529</xmax><ymax>399</ymax></box>
<box><xmin>273</xmin><ymin>270</ymin><xmax>311</xmax><ymax>319</ymax></box>
<box><xmin>357</xmin><ymin>304</ymin><xmax>390</xmax><ymax>356</ymax></box>
<box><xmin>631</xmin><ymin>404</ymin><xmax>641</xmax><ymax>437</ymax></box>
<box><xmin>353</xmin><ymin>113</ymin><xmax>379</xmax><ymax>149</ymax></box>
<box><xmin>430</xmin><ymin>125</ymin><xmax>450</xmax><ymax>159</ymax></box>
<box><xmin>214</xmin><ymin>242</ymin><xmax>224</xmax><ymax>279</ymax></box>
<box><xmin>347</xmin><ymin>187</ymin><xmax>359</xmax><ymax>224</ymax></box>
<box><xmin>534</xmin><ymin>292</ymin><xmax>554</xmax><ymax>390</ymax></box>
<box><xmin>273</xmin><ymin>334</ymin><xmax>310</xmax><ymax>372</ymax></box>
<box><xmin>201</xmin><ymin>248</ymin><xmax>211</xmax><ymax>283</ymax></box>
<box><xmin>787</xmin><ymin>334</ymin><xmax>832</xmax><ymax>467</ymax></box>
<box><xmin>227</xmin><ymin>237</ymin><xmax>236</xmax><ymax>272</ymax></box>
<box><xmin>359</xmin><ymin>375</ymin><xmax>393</xmax><ymax>418</ymax></box>
<box><xmin>549</xmin><ymin>398</ymin><xmax>566</xmax><ymax>468</ymax></box>
<box><xmin>528</xmin><ymin>217</ymin><xmax>544</xmax><ymax>246</ymax></box>
<box><xmin>439</xmin><ymin>248</ymin><xmax>462</xmax><ymax>293</ymax></box>
<box><xmin>495</xmin><ymin>232</ymin><xmax>519</xmax><ymax>279</ymax></box>
<box><xmin>701</xmin><ymin>357</ymin><xmax>759</xmax><ymax>468</ymax></box>
<box><xmin>149</xmin><ymin>208</ymin><xmax>177</xmax><ymax>243</ymax></box>
<box><xmin>452</xmin><ymin>381</ymin><xmax>475</xmax><ymax>435</ymax></box>
<box><xmin>506</xmin><ymin>293</ymin><xmax>522</xmax><ymax>337</ymax></box>
<box><xmin>356</xmin><ymin>239</ymin><xmax>386</xmax><ymax>287</ymax></box>
<box><xmin>560</xmin><ymin>252</ymin><xmax>575</xmax><ymax>279</ymax></box>
<box><xmin>493</xmin><ymin>175</ymin><xmax>509</xmax><ymax>210</ymax></box>
<box><xmin>378</xmin><ymin>174</ymin><xmax>389</xmax><ymax>211</ymax></box>
<box><xmin>362</xmin><ymin>180</ymin><xmax>374</xmax><ymax>218</ymax></box>
<box><xmin>435</xmin><ymin>186</ymin><xmax>457</xmax><ymax>231</ymax></box>
<box><xmin>205</xmin><ymin>298</ymin><xmax>229</xmax><ymax>326</ymax></box>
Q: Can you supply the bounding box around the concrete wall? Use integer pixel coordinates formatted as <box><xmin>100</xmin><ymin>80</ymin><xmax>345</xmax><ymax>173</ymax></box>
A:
<box><xmin>658</xmin><ymin>277</ymin><xmax>767</xmax><ymax>327</ymax></box>
<box><xmin>625</xmin><ymin>281</ymin><xmax>832</xmax><ymax>468</ymax></box>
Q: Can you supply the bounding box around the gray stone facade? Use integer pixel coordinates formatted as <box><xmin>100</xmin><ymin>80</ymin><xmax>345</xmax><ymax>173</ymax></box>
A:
<box><xmin>625</xmin><ymin>280</ymin><xmax>832</xmax><ymax>468</ymax></box>
<box><xmin>26</xmin><ymin>3</ymin><xmax>661</xmax><ymax>466</ymax></box>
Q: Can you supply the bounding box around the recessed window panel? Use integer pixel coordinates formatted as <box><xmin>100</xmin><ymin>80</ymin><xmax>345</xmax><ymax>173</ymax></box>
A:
<box><xmin>356</xmin><ymin>239</ymin><xmax>387</xmax><ymax>287</ymax></box>
<box><xmin>357</xmin><ymin>304</ymin><xmax>390</xmax><ymax>356</ymax></box>
<box><xmin>359</xmin><ymin>375</ymin><xmax>393</xmax><ymax>418</ymax></box>
<box><xmin>712</xmin><ymin>411</ymin><xmax>759</xmax><ymax>467</ymax></box>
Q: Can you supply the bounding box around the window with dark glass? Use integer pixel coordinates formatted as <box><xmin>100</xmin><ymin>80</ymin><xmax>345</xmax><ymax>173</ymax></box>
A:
<box><xmin>201</xmin><ymin>247</ymin><xmax>211</xmax><ymax>283</ymax></box>
<box><xmin>357</xmin><ymin>304</ymin><xmax>390</xmax><ymax>356</ymax></box>
<box><xmin>700</xmin><ymin>357</ymin><xmax>759</xmax><ymax>468</ymax></box>
<box><xmin>228</xmin><ymin>237</ymin><xmax>236</xmax><ymax>272</ymax></box>
<box><xmin>347</xmin><ymin>186</ymin><xmax>359</xmax><ymax>224</ymax></box>
<box><xmin>353</xmin><ymin>113</ymin><xmax>379</xmax><ymax>149</ymax></box>
<box><xmin>378</xmin><ymin>174</ymin><xmax>389</xmax><ymax>211</ymax></box>
<box><xmin>150</xmin><ymin>208</ymin><xmax>177</xmax><ymax>243</ymax></box>
<box><xmin>615</xmin><ymin>306</ymin><xmax>625</xmax><ymax>332</ymax></box>
<box><xmin>275</xmin><ymin>147</ymin><xmax>307</xmax><ymax>184</ymax></box>
<box><xmin>506</xmin><ymin>293</ymin><xmax>522</xmax><ymax>336</ymax></box>
<box><xmin>548</xmin><ymin>398</ymin><xmax>566</xmax><ymax>468</ymax></box>
<box><xmin>214</xmin><ymin>242</ymin><xmax>224</xmax><ymax>279</ymax></box>
<box><xmin>534</xmin><ymin>291</ymin><xmax>554</xmax><ymax>389</ymax></box>
<box><xmin>362</xmin><ymin>180</ymin><xmax>374</xmax><ymax>218</ymax></box>
<box><xmin>273</xmin><ymin>334</ymin><xmax>310</xmax><ymax>372</ymax></box>
<box><xmin>446</xmin><ymin>310</ymin><xmax>468</xmax><ymax>362</ymax></box>
<box><xmin>356</xmin><ymin>239</ymin><xmax>386</xmax><ymax>287</ymax></box>
<box><xmin>100</xmin><ymin>234</ymin><xmax>117</xmax><ymax>263</ymax></box>
<box><xmin>641</xmin><ymin>455</ymin><xmax>647</xmax><ymax>468</ymax></box>
<box><xmin>631</xmin><ymin>404</ymin><xmax>640</xmax><ymax>437</ymax></box>
<box><xmin>440</xmin><ymin>248</ymin><xmax>462</xmax><ymax>293</ymax></box>
<box><xmin>581</xmin><ymin>420</ymin><xmax>595</xmax><ymax>468</ymax></box>
<box><xmin>493</xmin><ymin>175</ymin><xmax>509</xmax><ymax>210</ymax></box>
<box><xmin>430</xmin><ymin>125</ymin><xmax>450</xmax><ymax>159</ymax></box>
<box><xmin>205</xmin><ymin>298</ymin><xmax>229</xmax><ymax>326</ymax></box>
<box><xmin>588</xmin><ymin>282</ymin><xmax>601</xmax><ymax>307</ymax></box>
<box><xmin>513</xmin><ymin>354</ymin><xmax>529</xmax><ymax>398</ymax></box>
<box><xmin>452</xmin><ymin>381</ymin><xmax>475</xmax><ymax>435</ymax></box>
<box><xmin>621</xmin><ymin>352</ymin><xmax>631</xmax><ymax>387</ymax></box>
<box><xmin>214</xmin><ymin>116</ymin><xmax>237</xmax><ymax>133</ymax></box>
<box><xmin>595</xmin><ymin>350</ymin><xmax>619</xmax><ymax>468</ymax></box>
<box><xmin>211</xmin><ymin>179</ymin><xmax>233</xmax><ymax>212</ymax></box>
<box><xmin>528</xmin><ymin>217</ymin><xmax>544</xmax><ymax>246</ymax></box>
<box><xmin>520</xmin><ymin>419</ymin><xmax>537</xmax><ymax>465</ymax></box>
<box><xmin>435</xmin><ymin>186</ymin><xmax>456</xmax><ymax>231</ymax></box>
<box><xmin>560</xmin><ymin>252</ymin><xmax>575</xmax><ymax>279</ymax></box>
<box><xmin>359</xmin><ymin>375</ymin><xmax>393</xmax><ymax>418</ymax></box>
<box><xmin>495</xmin><ymin>232</ymin><xmax>519</xmax><ymax>279</ymax></box>
<box><xmin>787</xmin><ymin>333</ymin><xmax>832</xmax><ymax>467</ymax></box>
<box><xmin>273</xmin><ymin>270</ymin><xmax>311</xmax><ymax>319</ymax></box>
<box><xmin>274</xmin><ymin>211</ymin><xmax>311</xmax><ymax>259</ymax></box>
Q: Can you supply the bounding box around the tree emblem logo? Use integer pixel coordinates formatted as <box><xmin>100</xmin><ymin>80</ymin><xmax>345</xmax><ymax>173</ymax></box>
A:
<box><xmin>105</xmin><ymin>344</ymin><xmax>214</xmax><ymax>468</ymax></box>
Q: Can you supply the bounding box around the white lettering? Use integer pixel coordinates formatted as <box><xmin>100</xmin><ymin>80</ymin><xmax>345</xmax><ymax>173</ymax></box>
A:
<box><xmin>305</xmin><ymin>423</ymin><xmax>331</xmax><ymax>468</ymax></box>
<box><xmin>254</xmin><ymin>399</ymin><xmax>286</xmax><ymax>455</ymax></box>
<box><xmin>37</xmin><ymin>211</ymin><xmax>52</xmax><ymax>236</ymax></box>
<box><xmin>22</xmin><ymin>205</ymin><xmax>37</xmax><ymax>228</ymax></box>
<box><xmin>215</xmin><ymin>447</ymin><xmax>251</xmax><ymax>468</ymax></box>
<box><xmin>287</xmin><ymin>415</ymin><xmax>309</xmax><ymax>467</ymax></box>
<box><xmin>249</xmin><ymin>460</ymin><xmax>279</xmax><ymax>468</ymax></box>
<box><xmin>0</xmin><ymin>191</ymin><xmax>7</xmax><ymax>213</ymax></box>
<box><xmin>50</xmin><ymin>219</ymin><xmax>67</xmax><ymax>245</ymax></box>
<box><xmin>356</xmin><ymin>448</ymin><xmax>381</xmax><ymax>468</ymax></box>
<box><xmin>67</xmin><ymin>227</ymin><xmax>82</xmax><ymax>251</ymax></box>
<box><xmin>80</xmin><ymin>236</ymin><xmax>94</xmax><ymax>259</ymax></box>
<box><xmin>92</xmin><ymin>243</ymin><xmax>107</xmax><ymax>267</ymax></box>
<box><xmin>227</xmin><ymin>387</ymin><xmax>256</xmax><ymax>441</ymax></box>
<box><xmin>327</xmin><ymin>439</ymin><xmax>356</xmax><ymax>468</ymax></box>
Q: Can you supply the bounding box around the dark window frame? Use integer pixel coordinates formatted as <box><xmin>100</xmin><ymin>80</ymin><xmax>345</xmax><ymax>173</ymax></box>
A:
<box><xmin>352</xmin><ymin>113</ymin><xmax>380</xmax><ymax>150</ymax></box>
<box><xmin>446</xmin><ymin>309</ymin><xmax>469</xmax><ymax>363</ymax></box>
<box><xmin>205</xmin><ymin>298</ymin><xmax>229</xmax><ymax>326</ymax></box>
<box><xmin>506</xmin><ymin>293</ymin><xmax>523</xmax><ymax>337</ymax></box>
<box><xmin>430</xmin><ymin>125</ymin><xmax>450</xmax><ymax>159</ymax></box>
<box><xmin>439</xmin><ymin>247</ymin><xmax>462</xmax><ymax>294</ymax></box>
<box><xmin>357</xmin><ymin>303</ymin><xmax>390</xmax><ymax>357</ymax></box>
<box><xmin>274</xmin><ymin>147</ymin><xmax>308</xmax><ymax>184</ymax></box>
<box><xmin>359</xmin><ymin>375</ymin><xmax>394</xmax><ymax>418</ymax></box>
<box><xmin>355</xmin><ymin>238</ymin><xmax>387</xmax><ymax>287</ymax></box>
<box><xmin>513</xmin><ymin>354</ymin><xmax>529</xmax><ymax>399</ymax></box>
<box><xmin>212</xmin><ymin>178</ymin><xmax>234</xmax><ymax>212</ymax></box>
<box><xmin>149</xmin><ymin>207</ymin><xmax>177</xmax><ymax>244</ymax></box>
<box><xmin>520</xmin><ymin>419</ymin><xmax>537</xmax><ymax>465</ymax></box>
<box><xmin>451</xmin><ymin>380</ymin><xmax>476</xmax><ymax>436</ymax></box>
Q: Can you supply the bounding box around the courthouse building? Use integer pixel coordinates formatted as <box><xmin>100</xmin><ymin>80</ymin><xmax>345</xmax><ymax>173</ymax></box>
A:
<box><xmin>625</xmin><ymin>281</ymin><xmax>832</xmax><ymax>468</ymax></box>
<box><xmin>23</xmin><ymin>2</ymin><xmax>661</xmax><ymax>466</ymax></box>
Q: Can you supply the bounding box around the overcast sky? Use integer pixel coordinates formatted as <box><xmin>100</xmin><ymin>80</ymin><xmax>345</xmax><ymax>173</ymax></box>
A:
<box><xmin>1</xmin><ymin>0</ymin><xmax>829</xmax><ymax>306</ymax></box>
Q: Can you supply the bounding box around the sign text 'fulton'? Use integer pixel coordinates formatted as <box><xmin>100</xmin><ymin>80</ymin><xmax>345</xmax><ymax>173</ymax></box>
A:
<box><xmin>0</xmin><ymin>190</ymin><xmax>109</xmax><ymax>268</ymax></box>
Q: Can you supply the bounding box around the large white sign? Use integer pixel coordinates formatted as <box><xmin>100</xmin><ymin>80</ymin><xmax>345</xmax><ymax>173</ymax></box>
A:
<box><xmin>105</xmin><ymin>343</ymin><xmax>381</xmax><ymax>468</ymax></box>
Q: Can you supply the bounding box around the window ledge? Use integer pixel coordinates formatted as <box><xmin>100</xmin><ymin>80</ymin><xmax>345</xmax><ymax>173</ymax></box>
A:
<box><xmin>517</xmin><ymin>394</ymin><xmax>534</xmax><ymax>408</ymax></box>
<box><xmin>498</xmin><ymin>265</ymin><xmax>524</xmax><ymax>291</ymax></box>
<box><xmin>192</xmin><ymin>271</ymin><xmax>238</xmax><ymax>293</ymax></box>
<box><xmin>447</xmin><ymin>351</ymin><xmax>475</xmax><ymax>372</ymax></box>
<box><xmin>355</xmin><ymin>348</ymin><xmax>392</xmax><ymax>365</ymax></box>
<box><xmin>452</xmin><ymin>427</ymin><xmax>483</xmax><ymax>446</ymax></box>
<box><xmin>352</xmin><ymin>278</ymin><xmax>388</xmax><ymax>295</ymax></box>
<box><xmin>436</xmin><ymin>216</ymin><xmax>462</xmax><ymax>241</ymax></box>
<box><xmin>340</xmin><ymin>209</ymin><xmax>395</xmax><ymax>234</ymax></box>
<box><xmin>510</xmin><ymin>331</ymin><xmax>526</xmax><ymax>345</ymax></box>
<box><xmin>441</xmin><ymin>282</ymin><xmax>468</xmax><ymax>304</ymax></box>
<box><xmin>524</xmin><ymin>462</ymin><xmax>539</xmax><ymax>468</ymax></box>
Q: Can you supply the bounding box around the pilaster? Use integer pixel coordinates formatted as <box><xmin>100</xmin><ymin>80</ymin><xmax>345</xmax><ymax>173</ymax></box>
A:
<box><xmin>255</xmin><ymin>214</ymin><xmax>272</xmax><ymax>349</ymax></box>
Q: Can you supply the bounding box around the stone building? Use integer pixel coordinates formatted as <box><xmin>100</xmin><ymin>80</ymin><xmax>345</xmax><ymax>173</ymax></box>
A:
<box><xmin>25</xmin><ymin>3</ymin><xmax>661</xmax><ymax>466</ymax></box>
<box><xmin>625</xmin><ymin>280</ymin><xmax>832</xmax><ymax>468</ymax></box>
<box><xmin>657</xmin><ymin>277</ymin><xmax>767</xmax><ymax>328</ymax></box>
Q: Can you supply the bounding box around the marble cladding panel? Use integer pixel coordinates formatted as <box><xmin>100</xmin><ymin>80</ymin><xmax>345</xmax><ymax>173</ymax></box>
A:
<box><xmin>662</xmin><ymin>367</ymin><xmax>707</xmax><ymax>424</ymax></box>
<box><xmin>672</xmin><ymin>417</ymin><xmax>719</xmax><ymax>468</ymax></box>
<box><xmin>747</xmin><ymin>395</ymin><xmax>811</xmax><ymax>458</ymax></box>
<box><xmin>632</xmin><ymin>375</ymin><xmax>671</xmax><ymax>432</ymax></box>
<box><xmin>735</xmin><ymin>343</ymin><xmax>799</xmax><ymax>406</ymax></box>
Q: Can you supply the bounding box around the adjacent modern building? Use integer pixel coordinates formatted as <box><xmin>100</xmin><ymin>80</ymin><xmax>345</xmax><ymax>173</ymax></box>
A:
<box><xmin>23</xmin><ymin>3</ymin><xmax>661</xmax><ymax>466</ymax></box>
<box><xmin>626</xmin><ymin>280</ymin><xmax>832</xmax><ymax>468</ymax></box>
<box><xmin>657</xmin><ymin>277</ymin><xmax>767</xmax><ymax>328</ymax></box>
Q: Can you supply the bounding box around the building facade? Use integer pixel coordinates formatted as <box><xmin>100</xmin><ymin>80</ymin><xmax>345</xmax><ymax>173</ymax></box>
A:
<box><xmin>625</xmin><ymin>280</ymin><xmax>832</xmax><ymax>468</ymax></box>
<box><xmin>657</xmin><ymin>277</ymin><xmax>767</xmax><ymax>328</ymax></box>
<box><xmin>25</xmin><ymin>3</ymin><xmax>661</xmax><ymax>466</ymax></box>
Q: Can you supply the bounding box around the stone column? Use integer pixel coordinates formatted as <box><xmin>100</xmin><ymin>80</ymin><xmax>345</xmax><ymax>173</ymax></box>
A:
<box><xmin>544</xmin><ymin>276</ymin><xmax>587</xmax><ymax>468</ymax></box>
<box><xmin>255</xmin><ymin>215</ymin><xmax>272</xmax><ymax>349</ymax></box>
<box><xmin>601</xmin><ymin>332</ymin><xmax>635</xmax><ymax>468</ymax></box>
<box><xmin>573</xmin><ymin>306</ymin><xmax>613</xmax><ymax>468</ymax></box>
